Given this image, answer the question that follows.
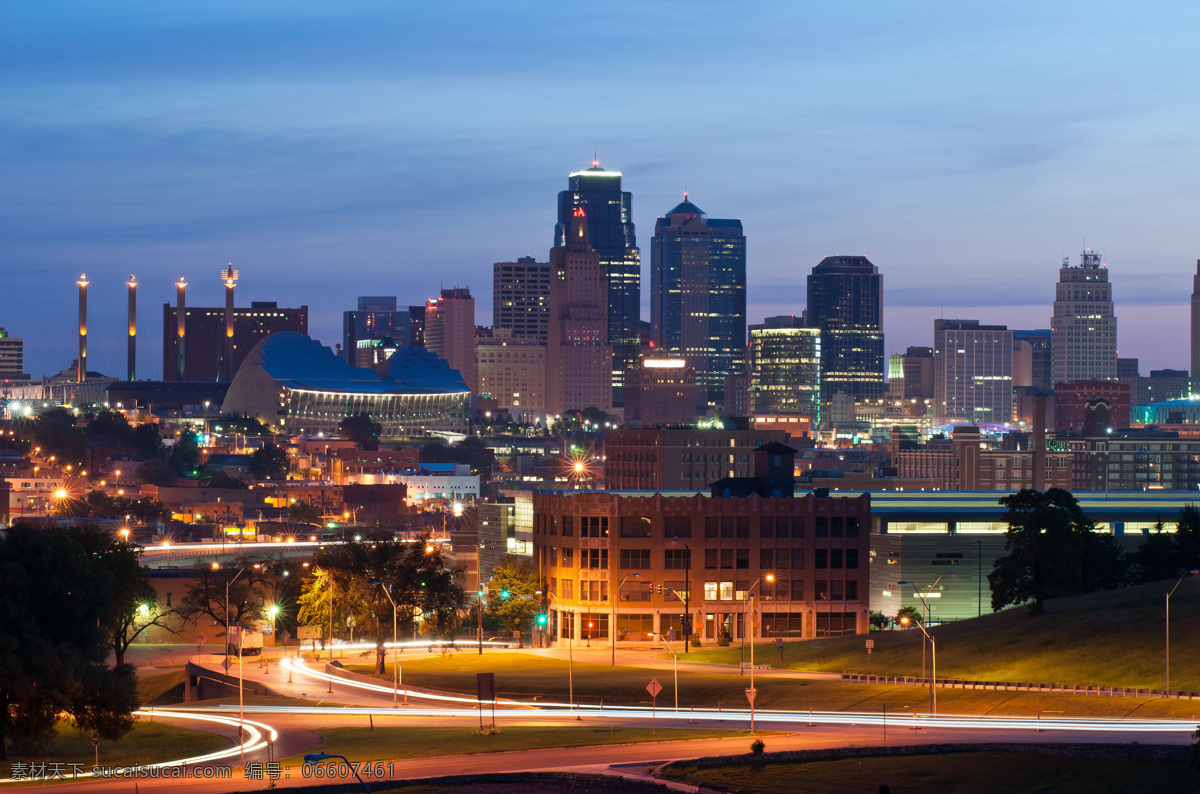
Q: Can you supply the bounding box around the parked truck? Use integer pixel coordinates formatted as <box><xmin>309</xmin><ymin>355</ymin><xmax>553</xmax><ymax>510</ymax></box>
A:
<box><xmin>227</xmin><ymin>626</ymin><xmax>264</xmax><ymax>657</ymax></box>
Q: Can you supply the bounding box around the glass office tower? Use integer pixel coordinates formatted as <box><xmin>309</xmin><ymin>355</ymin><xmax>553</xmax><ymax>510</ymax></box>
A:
<box><xmin>806</xmin><ymin>255</ymin><xmax>884</xmax><ymax>408</ymax></box>
<box><xmin>554</xmin><ymin>161</ymin><xmax>640</xmax><ymax>406</ymax></box>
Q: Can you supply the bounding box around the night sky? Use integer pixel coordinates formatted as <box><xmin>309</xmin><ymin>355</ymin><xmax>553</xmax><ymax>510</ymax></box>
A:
<box><xmin>3</xmin><ymin>2</ymin><xmax>1199</xmax><ymax>378</ymax></box>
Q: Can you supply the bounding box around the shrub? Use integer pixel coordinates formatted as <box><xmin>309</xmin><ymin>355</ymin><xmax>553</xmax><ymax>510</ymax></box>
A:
<box><xmin>750</xmin><ymin>738</ymin><xmax>765</xmax><ymax>754</ymax></box>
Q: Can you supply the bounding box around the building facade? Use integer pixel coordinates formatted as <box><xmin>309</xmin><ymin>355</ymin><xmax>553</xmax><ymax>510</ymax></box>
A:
<box><xmin>493</xmin><ymin>257</ymin><xmax>551</xmax><ymax>343</ymax></box>
<box><xmin>1051</xmin><ymin>249</ymin><xmax>1117</xmax><ymax>386</ymax></box>
<box><xmin>623</xmin><ymin>358</ymin><xmax>698</xmax><ymax>427</ymax></box>
<box><xmin>162</xmin><ymin>301</ymin><xmax>307</xmax><ymax>382</ymax></box>
<box><xmin>650</xmin><ymin>197</ymin><xmax>747</xmax><ymax>409</ymax></box>
<box><xmin>475</xmin><ymin>330</ymin><xmax>546</xmax><ymax>412</ymax></box>
<box><xmin>1012</xmin><ymin>330</ymin><xmax>1052</xmax><ymax>391</ymax></box>
<box><xmin>425</xmin><ymin>288</ymin><xmax>477</xmax><ymax>392</ymax></box>
<box><xmin>603</xmin><ymin>427</ymin><xmax>790</xmax><ymax>491</ymax></box>
<box><xmin>546</xmin><ymin>207</ymin><xmax>614</xmax><ymax>416</ymax></box>
<box><xmin>554</xmin><ymin>162</ymin><xmax>640</xmax><ymax>406</ymax></box>
<box><xmin>343</xmin><ymin>296</ymin><xmax>410</xmax><ymax>365</ymax></box>
<box><xmin>892</xmin><ymin>426</ymin><xmax>1073</xmax><ymax>491</ymax></box>
<box><xmin>0</xmin><ymin>328</ymin><xmax>28</xmax><ymax>381</ymax></box>
<box><xmin>1055</xmin><ymin>380</ymin><xmax>1131</xmax><ymax>432</ymax></box>
<box><xmin>748</xmin><ymin>317</ymin><xmax>820</xmax><ymax>419</ymax></box>
<box><xmin>533</xmin><ymin>488</ymin><xmax>871</xmax><ymax>644</ymax></box>
<box><xmin>806</xmin><ymin>256</ymin><xmax>885</xmax><ymax>409</ymax></box>
<box><xmin>900</xmin><ymin>346</ymin><xmax>934</xmax><ymax>399</ymax></box>
<box><xmin>933</xmin><ymin>320</ymin><xmax>1013</xmax><ymax>422</ymax></box>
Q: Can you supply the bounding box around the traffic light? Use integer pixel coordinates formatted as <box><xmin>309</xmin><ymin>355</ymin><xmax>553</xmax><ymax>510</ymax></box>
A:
<box><xmin>657</xmin><ymin>584</ymin><xmax>663</xmax><ymax>595</ymax></box>
<box><xmin>500</xmin><ymin>589</ymin><xmax>510</xmax><ymax>599</ymax></box>
<box><xmin>536</xmin><ymin>613</ymin><xmax>547</xmax><ymax>626</ymax></box>
<box><xmin>477</xmin><ymin>588</ymin><xmax>485</xmax><ymax>598</ymax></box>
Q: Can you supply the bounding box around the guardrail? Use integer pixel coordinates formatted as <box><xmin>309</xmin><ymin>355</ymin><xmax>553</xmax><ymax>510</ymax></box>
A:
<box><xmin>840</xmin><ymin>673</ymin><xmax>1200</xmax><ymax>700</ymax></box>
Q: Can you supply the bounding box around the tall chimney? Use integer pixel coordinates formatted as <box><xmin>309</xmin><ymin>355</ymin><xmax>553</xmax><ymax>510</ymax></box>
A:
<box><xmin>126</xmin><ymin>274</ymin><xmax>137</xmax><ymax>382</ymax></box>
<box><xmin>76</xmin><ymin>274</ymin><xmax>89</xmax><ymax>384</ymax></box>
<box><xmin>1032</xmin><ymin>393</ymin><xmax>1047</xmax><ymax>489</ymax></box>
<box><xmin>222</xmin><ymin>264</ymin><xmax>238</xmax><ymax>381</ymax></box>
<box><xmin>176</xmin><ymin>277</ymin><xmax>188</xmax><ymax>381</ymax></box>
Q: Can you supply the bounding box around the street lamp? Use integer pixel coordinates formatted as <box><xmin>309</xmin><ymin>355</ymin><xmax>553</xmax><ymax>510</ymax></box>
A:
<box><xmin>546</xmin><ymin>591</ymin><xmax>574</xmax><ymax>711</ymax></box>
<box><xmin>899</xmin><ymin>577</ymin><xmax>941</xmax><ymax>682</ymax></box>
<box><xmin>1166</xmin><ymin>569</ymin><xmax>1198</xmax><ymax>695</ymax></box>
<box><xmin>669</xmin><ymin>540</ymin><xmax>692</xmax><ymax>652</ymax></box>
<box><xmin>215</xmin><ymin>562</ymin><xmax>256</xmax><ymax>761</ymax></box>
<box><xmin>372</xmin><ymin>581</ymin><xmax>400</xmax><ymax>707</ymax></box>
<box><xmin>741</xmin><ymin>575</ymin><xmax>774</xmax><ymax>676</ymax></box>
<box><xmin>899</xmin><ymin>613</ymin><xmax>936</xmax><ymax>716</ymax></box>
<box><xmin>651</xmin><ymin>632</ymin><xmax>680</xmax><ymax>712</ymax></box>
<box><xmin>612</xmin><ymin>573</ymin><xmax>639</xmax><ymax>665</ymax></box>
<box><xmin>745</xmin><ymin>576</ymin><xmax>773</xmax><ymax>734</ymax></box>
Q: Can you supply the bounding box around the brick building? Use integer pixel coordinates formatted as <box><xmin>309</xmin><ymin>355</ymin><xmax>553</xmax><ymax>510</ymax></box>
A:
<box><xmin>603</xmin><ymin>426</ymin><xmax>789</xmax><ymax>491</ymax></box>
<box><xmin>1055</xmin><ymin>380</ymin><xmax>1131</xmax><ymax>432</ymax></box>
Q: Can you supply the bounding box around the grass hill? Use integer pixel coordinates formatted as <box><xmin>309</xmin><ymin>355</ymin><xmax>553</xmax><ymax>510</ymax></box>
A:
<box><xmin>687</xmin><ymin>576</ymin><xmax>1200</xmax><ymax>690</ymax></box>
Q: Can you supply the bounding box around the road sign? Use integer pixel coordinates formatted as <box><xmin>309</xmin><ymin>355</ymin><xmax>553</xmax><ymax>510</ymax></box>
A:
<box><xmin>297</xmin><ymin>626</ymin><xmax>321</xmax><ymax>640</ymax></box>
<box><xmin>646</xmin><ymin>678</ymin><xmax>663</xmax><ymax>698</ymax></box>
<box><xmin>866</xmin><ymin>640</ymin><xmax>875</xmax><ymax>649</ymax></box>
<box><xmin>745</xmin><ymin>687</ymin><xmax>757</xmax><ymax>706</ymax></box>
<box><xmin>775</xmin><ymin>638</ymin><xmax>784</xmax><ymax>652</ymax></box>
<box><xmin>91</xmin><ymin>732</ymin><xmax>99</xmax><ymax>747</ymax></box>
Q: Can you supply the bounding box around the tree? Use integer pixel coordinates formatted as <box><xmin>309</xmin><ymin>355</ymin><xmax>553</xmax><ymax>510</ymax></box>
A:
<box><xmin>339</xmin><ymin>414</ymin><xmax>382</xmax><ymax>449</ymax></box>
<box><xmin>250</xmin><ymin>443</ymin><xmax>288</xmax><ymax>479</ymax></box>
<box><xmin>868</xmin><ymin>611</ymin><xmax>891</xmax><ymax>631</ymax></box>
<box><xmin>1175</xmin><ymin>505</ymin><xmax>1200</xmax><ymax>571</ymax></box>
<box><xmin>988</xmin><ymin>488</ymin><xmax>1114</xmax><ymax>615</ymax></box>
<box><xmin>86</xmin><ymin>409</ymin><xmax>132</xmax><ymax>441</ymax></box>
<box><xmin>485</xmin><ymin>555</ymin><xmax>540</xmax><ymax>634</ymax></box>
<box><xmin>1135</xmin><ymin>521</ymin><xmax>1185</xmax><ymax>583</ymax></box>
<box><xmin>297</xmin><ymin>534</ymin><xmax>466</xmax><ymax>674</ymax></box>
<box><xmin>0</xmin><ymin>526</ymin><xmax>141</xmax><ymax>758</ymax></box>
<box><xmin>168</xmin><ymin>430</ymin><xmax>200</xmax><ymax>475</ymax></box>
<box><xmin>895</xmin><ymin>605</ymin><xmax>922</xmax><ymax>627</ymax></box>
<box><xmin>289</xmin><ymin>501</ymin><xmax>323</xmax><ymax>526</ymax></box>
<box><xmin>177</xmin><ymin>557</ymin><xmax>275</xmax><ymax>632</ymax></box>
<box><xmin>85</xmin><ymin>535</ymin><xmax>177</xmax><ymax>667</ymax></box>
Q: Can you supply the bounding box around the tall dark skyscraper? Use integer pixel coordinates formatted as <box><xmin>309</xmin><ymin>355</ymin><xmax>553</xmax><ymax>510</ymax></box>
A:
<box><xmin>554</xmin><ymin>160</ymin><xmax>640</xmax><ymax>406</ymax></box>
<box><xmin>343</xmin><ymin>296</ymin><xmax>410</xmax><ymax>365</ymax></box>
<box><xmin>650</xmin><ymin>196</ymin><xmax>746</xmax><ymax>409</ymax></box>
<box><xmin>806</xmin><ymin>255</ymin><xmax>884</xmax><ymax>409</ymax></box>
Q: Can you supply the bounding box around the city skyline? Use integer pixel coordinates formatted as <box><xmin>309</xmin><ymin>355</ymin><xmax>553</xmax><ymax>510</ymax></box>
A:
<box><xmin>4</xmin><ymin>3</ymin><xmax>1199</xmax><ymax>377</ymax></box>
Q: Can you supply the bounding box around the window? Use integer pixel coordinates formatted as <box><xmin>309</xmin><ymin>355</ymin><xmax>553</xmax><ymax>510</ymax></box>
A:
<box><xmin>704</xmin><ymin>581</ymin><xmax>719</xmax><ymax>601</ymax></box>
<box><xmin>705</xmin><ymin>517</ymin><xmax>718</xmax><ymax>538</ymax></box>
<box><xmin>791</xmin><ymin>579</ymin><xmax>804</xmax><ymax>600</ymax></box>
<box><xmin>846</xmin><ymin>580</ymin><xmax>859</xmax><ymax>600</ymax></box>
<box><xmin>705</xmin><ymin>548</ymin><xmax>718</xmax><ymax>569</ymax></box>
<box><xmin>831</xmin><ymin>517</ymin><xmax>844</xmax><ymax>538</ymax></box>
<box><xmin>550</xmin><ymin>515</ymin><xmax>558</xmax><ymax>536</ymax></box>
<box><xmin>776</xmin><ymin>517</ymin><xmax>790</xmax><ymax>538</ymax></box>
<box><xmin>846</xmin><ymin>549</ymin><xmax>859</xmax><ymax>569</ymax></box>
<box><xmin>815</xmin><ymin>580</ymin><xmax>828</xmax><ymax>601</ymax></box>
<box><xmin>720</xmin><ymin>548</ymin><xmax>733</xmax><ymax>568</ymax></box>
<box><xmin>721</xmin><ymin>517</ymin><xmax>734</xmax><ymax>538</ymax></box>
<box><xmin>664</xmin><ymin>517</ymin><xmax>692</xmax><ymax>538</ymax></box>
<box><xmin>775</xmin><ymin>548</ymin><xmax>790</xmax><ymax>569</ymax></box>
<box><xmin>759</xmin><ymin>516</ymin><xmax>774</xmax><ymax>538</ymax></box>
<box><xmin>581</xmin><ymin>516</ymin><xmax>608</xmax><ymax>538</ymax></box>
<box><xmin>760</xmin><ymin>548</ymin><xmax>774</xmax><ymax>569</ymax></box>
<box><xmin>550</xmin><ymin>577</ymin><xmax>557</xmax><ymax>597</ymax></box>
<box><xmin>736</xmin><ymin>548</ymin><xmax>749</xmax><ymax>569</ymax></box>
<box><xmin>664</xmin><ymin>549</ymin><xmax>689</xmax><ymax>569</ymax></box>
<box><xmin>815</xmin><ymin>517</ymin><xmax>828</xmax><ymax>538</ymax></box>
<box><xmin>550</xmin><ymin>547</ymin><xmax>558</xmax><ymax>566</ymax></box>
<box><xmin>620</xmin><ymin>549</ymin><xmax>651</xmax><ymax>569</ymax></box>
<box><xmin>720</xmin><ymin>581</ymin><xmax>734</xmax><ymax>600</ymax></box>
<box><xmin>561</xmin><ymin>579</ymin><xmax>574</xmax><ymax>599</ymax></box>
<box><xmin>791</xmin><ymin>517</ymin><xmax>805</xmax><ymax>537</ymax></box>
<box><xmin>620</xmin><ymin>517</ymin><xmax>652</xmax><ymax>538</ymax></box>
<box><xmin>736</xmin><ymin>517</ymin><xmax>750</xmax><ymax>538</ymax></box>
<box><xmin>831</xmin><ymin>549</ymin><xmax>843</xmax><ymax>569</ymax></box>
<box><xmin>561</xmin><ymin>516</ymin><xmax>574</xmax><ymax>537</ymax></box>
<box><xmin>831</xmin><ymin>580</ymin><xmax>844</xmax><ymax>600</ymax></box>
<box><xmin>561</xmin><ymin>547</ymin><xmax>574</xmax><ymax>567</ymax></box>
<box><xmin>846</xmin><ymin>517</ymin><xmax>859</xmax><ymax>537</ymax></box>
<box><xmin>815</xmin><ymin>549</ymin><xmax>828</xmax><ymax>569</ymax></box>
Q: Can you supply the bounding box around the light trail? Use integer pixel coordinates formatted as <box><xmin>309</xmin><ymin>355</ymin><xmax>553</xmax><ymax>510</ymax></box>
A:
<box><xmin>0</xmin><ymin>710</ymin><xmax>277</xmax><ymax>784</ymax></box>
<box><xmin>274</xmin><ymin>659</ymin><xmax>1196</xmax><ymax>735</ymax></box>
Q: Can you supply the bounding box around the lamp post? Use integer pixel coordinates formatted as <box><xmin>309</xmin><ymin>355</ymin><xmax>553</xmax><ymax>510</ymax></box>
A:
<box><xmin>899</xmin><ymin>577</ymin><xmax>941</xmax><ymax>682</ymax></box>
<box><xmin>655</xmin><ymin>633</ymin><xmax>680</xmax><ymax>712</ymax></box>
<box><xmin>741</xmin><ymin>575</ymin><xmax>774</xmax><ymax>676</ymax></box>
<box><xmin>547</xmin><ymin>591</ymin><xmax>573</xmax><ymax>710</ymax></box>
<box><xmin>374</xmin><ymin>582</ymin><xmax>399</xmax><ymax>707</ymax></box>
<box><xmin>1166</xmin><ymin>569</ymin><xmax>1198</xmax><ymax>695</ymax></box>
<box><xmin>612</xmin><ymin>573</ymin><xmax>639</xmax><ymax>665</ymax></box>
<box><xmin>670</xmin><ymin>540</ymin><xmax>692</xmax><ymax>652</ymax></box>
<box><xmin>900</xmin><ymin>614</ymin><xmax>936</xmax><ymax>716</ymax></box>
<box><xmin>216</xmin><ymin>562</ymin><xmax>251</xmax><ymax>761</ymax></box>
<box><xmin>475</xmin><ymin>587</ymin><xmax>485</xmax><ymax>655</ymax></box>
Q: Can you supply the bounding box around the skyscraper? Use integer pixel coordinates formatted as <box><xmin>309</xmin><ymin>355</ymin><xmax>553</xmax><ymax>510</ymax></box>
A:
<box><xmin>554</xmin><ymin>160</ymin><xmax>639</xmax><ymax>405</ymax></box>
<box><xmin>546</xmin><ymin>207</ymin><xmax>613</xmax><ymax>416</ymax></box>
<box><xmin>933</xmin><ymin>319</ymin><xmax>1013</xmax><ymax>422</ymax></box>
<box><xmin>425</xmin><ymin>288</ymin><xmax>477</xmax><ymax>391</ymax></box>
<box><xmin>806</xmin><ymin>256</ymin><xmax>884</xmax><ymax>408</ymax></box>
<box><xmin>1050</xmin><ymin>248</ymin><xmax>1117</xmax><ymax>386</ymax></box>
<box><xmin>493</xmin><ymin>257</ymin><xmax>550</xmax><ymax>343</ymax></box>
<box><xmin>343</xmin><ymin>296</ymin><xmax>410</xmax><ymax>365</ymax></box>
<box><xmin>0</xmin><ymin>328</ymin><xmax>28</xmax><ymax>381</ymax></box>
<box><xmin>163</xmin><ymin>300</ymin><xmax>307</xmax><ymax>382</ymax></box>
<box><xmin>650</xmin><ymin>196</ymin><xmax>747</xmax><ymax>409</ymax></box>
<box><xmin>747</xmin><ymin>316</ymin><xmax>820</xmax><ymax>419</ymax></box>
<box><xmin>1191</xmin><ymin>259</ymin><xmax>1200</xmax><ymax>386</ymax></box>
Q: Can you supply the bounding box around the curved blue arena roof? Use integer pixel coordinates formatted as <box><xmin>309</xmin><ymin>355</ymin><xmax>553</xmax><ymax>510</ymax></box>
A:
<box><xmin>246</xmin><ymin>333</ymin><xmax>468</xmax><ymax>395</ymax></box>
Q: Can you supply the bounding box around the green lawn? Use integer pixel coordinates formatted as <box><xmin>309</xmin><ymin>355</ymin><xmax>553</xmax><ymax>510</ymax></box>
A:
<box><xmin>137</xmin><ymin>669</ymin><xmax>186</xmax><ymax>704</ymax></box>
<box><xmin>661</xmin><ymin>751</ymin><xmax>1199</xmax><ymax>794</ymax></box>
<box><xmin>682</xmin><ymin>578</ymin><xmax>1200</xmax><ymax>691</ymax></box>
<box><xmin>346</xmin><ymin>653</ymin><xmax>1200</xmax><ymax>720</ymax></box>
<box><xmin>283</xmin><ymin>726</ymin><xmax>764</xmax><ymax>765</ymax></box>
<box><xmin>0</xmin><ymin>720</ymin><xmax>230</xmax><ymax>777</ymax></box>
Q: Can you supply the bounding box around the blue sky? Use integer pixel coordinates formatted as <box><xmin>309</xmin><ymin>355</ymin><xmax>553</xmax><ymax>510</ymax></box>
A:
<box><xmin>3</xmin><ymin>1</ymin><xmax>1199</xmax><ymax>377</ymax></box>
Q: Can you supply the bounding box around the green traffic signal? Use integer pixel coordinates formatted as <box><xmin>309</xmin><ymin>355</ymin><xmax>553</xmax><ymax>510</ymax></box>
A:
<box><xmin>477</xmin><ymin>588</ymin><xmax>485</xmax><ymax>597</ymax></box>
<box><xmin>500</xmin><ymin>589</ymin><xmax>510</xmax><ymax>599</ymax></box>
<box><xmin>536</xmin><ymin>613</ymin><xmax>547</xmax><ymax>625</ymax></box>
